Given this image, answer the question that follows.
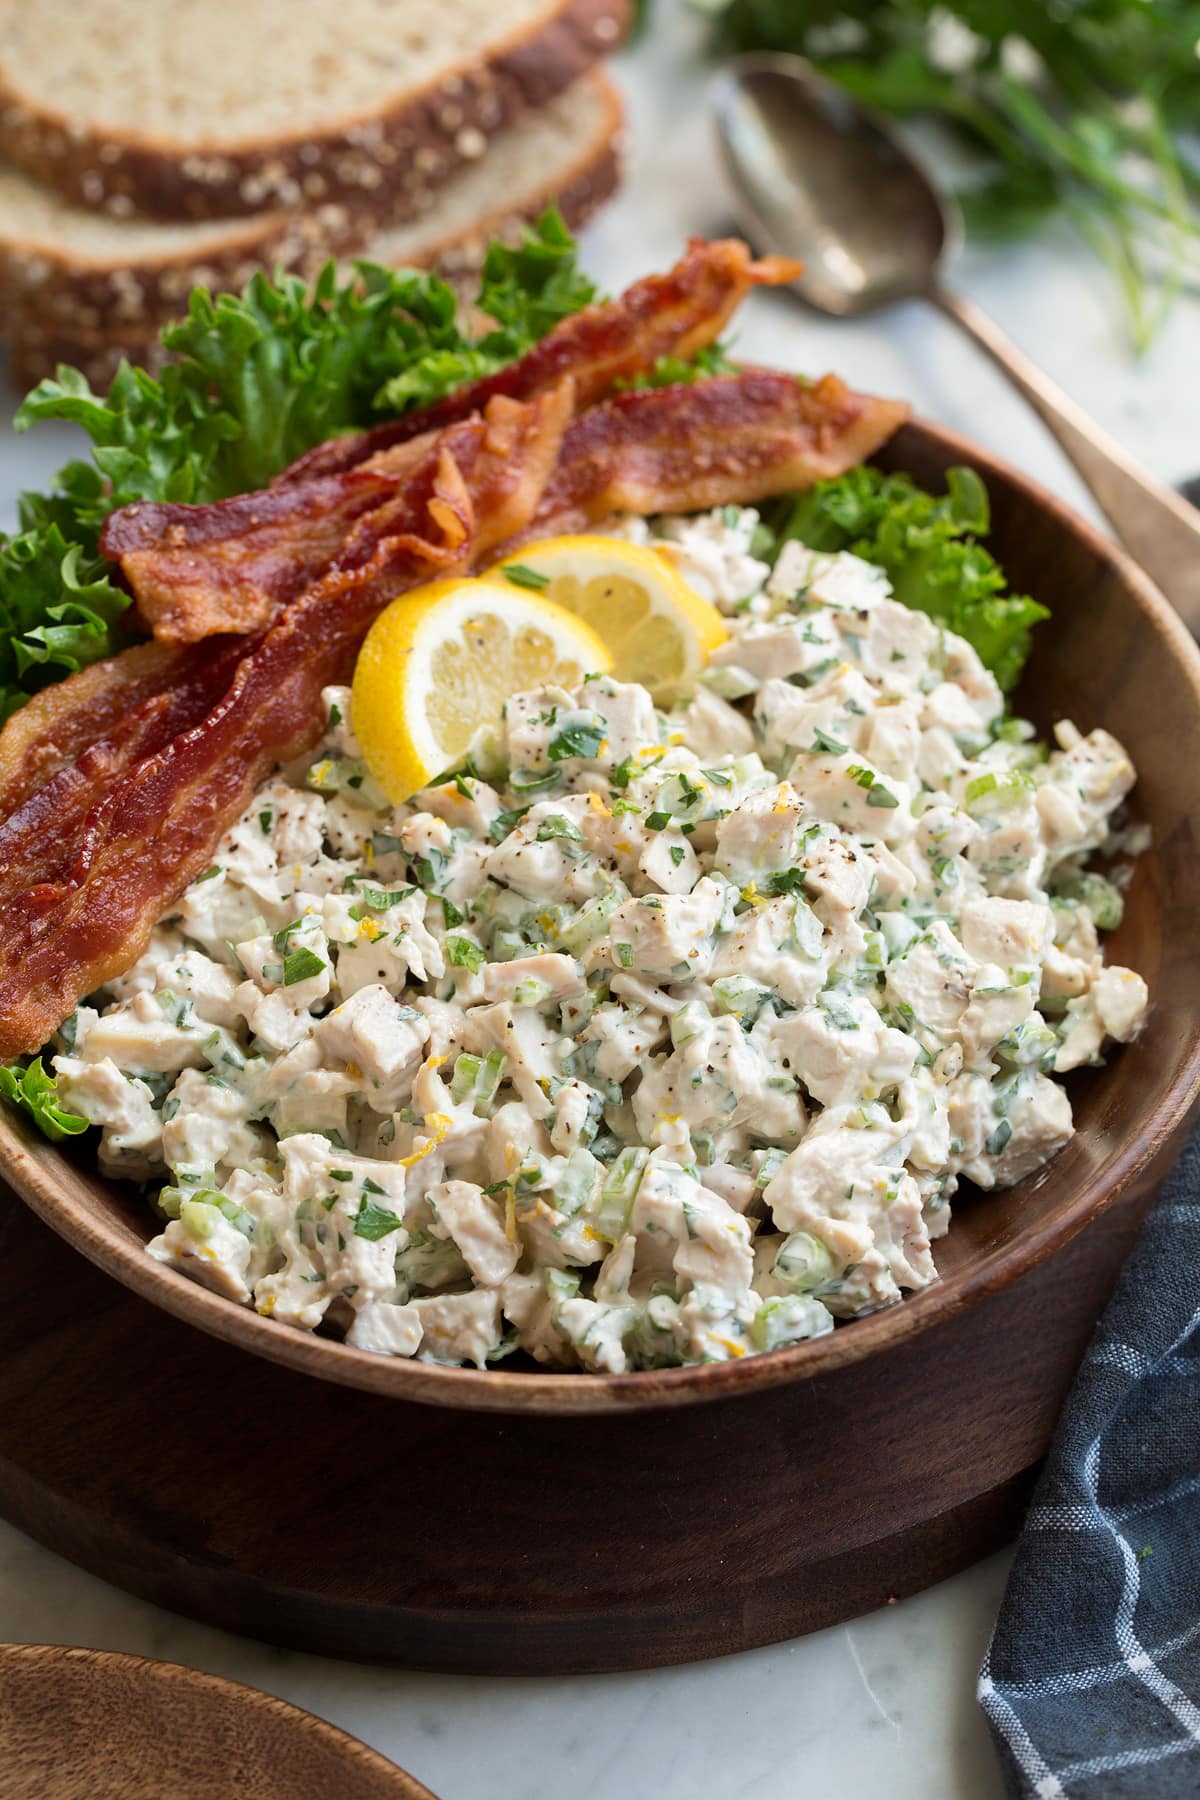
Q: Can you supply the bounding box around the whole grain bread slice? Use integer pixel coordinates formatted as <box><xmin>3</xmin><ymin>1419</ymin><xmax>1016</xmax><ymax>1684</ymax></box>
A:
<box><xmin>0</xmin><ymin>0</ymin><xmax>628</xmax><ymax>222</ymax></box>
<box><xmin>4</xmin><ymin>71</ymin><xmax>623</xmax><ymax>392</ymax></box>
<box><xmin>0</xmin><ymin>69</ymin><xmax>622</xmax><ymax>336</ymax></box>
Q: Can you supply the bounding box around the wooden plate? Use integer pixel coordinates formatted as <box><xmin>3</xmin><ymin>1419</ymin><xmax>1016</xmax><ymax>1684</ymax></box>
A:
<box><xmin>2</xmin><ymin>416</ymin><xmax>1199</xmax><ymax>1416</ymax></box>
<box><xmin>0</xmin><ymin>1643</ymin><xmax>435</xmax><ymax>1798</ymax></box>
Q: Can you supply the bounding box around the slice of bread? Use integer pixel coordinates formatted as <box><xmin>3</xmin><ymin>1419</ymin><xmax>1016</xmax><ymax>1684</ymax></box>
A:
<box><xmin>0</xmin><ymin>69</ymin><xmax>622</xmax><ymax>336</ymax></box>
<box><xmin>0</xmin><ymin>0</ymin><xmax>628</xmax><ymax>221</ymax></box>
<box><xmin>4</xmin><ymin>71</ymin><xmax>623</xmax><ymax>391</ymax></box>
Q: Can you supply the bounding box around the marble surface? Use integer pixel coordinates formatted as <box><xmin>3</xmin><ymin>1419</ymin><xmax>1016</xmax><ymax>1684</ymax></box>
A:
<box><xmin>0</xmin><ymin>5</ymin><xmax>1195</xmax><ymax>1796</ymax></box>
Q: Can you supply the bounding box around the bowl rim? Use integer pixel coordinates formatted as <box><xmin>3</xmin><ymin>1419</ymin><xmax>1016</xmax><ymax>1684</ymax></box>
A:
<box><xmin>4</xmin><ymin>416</ymin><xmax>1200</xmax><ymax>1417</ymax></box>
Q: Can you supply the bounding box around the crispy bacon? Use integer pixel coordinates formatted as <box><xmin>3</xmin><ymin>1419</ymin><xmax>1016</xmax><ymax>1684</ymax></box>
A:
<box><xmin>100</xmin><ymin>471</ymin><xmax>400</xmax><ymax>642</ymax></box>
<box><xmin>99</xmin><ymin>391</ymin><xmax>574</xmax><ymax>646</ymax></box>
<box><xmin>0</xmin><ymin>639</ymin><xmax>196</xmax><ymax>818</ymax></box>
<box><xmin>0</xmin><ymin>389</ymin><xmax>571</xmax><ymax>1059</ymax></box>
<box><xmin>0</xmin><ymin>638</ymin><xmax>247</xmax><ymax>907</ymax></box>
<box><xmin>509</xmin><ymin>370</ymin><xmax>910</xmax><ymax>547</ymax></box>
<box><xmin>275</xmin><ymin>238</ymin><xmax>800</xmax><ymax>484</ymax></box>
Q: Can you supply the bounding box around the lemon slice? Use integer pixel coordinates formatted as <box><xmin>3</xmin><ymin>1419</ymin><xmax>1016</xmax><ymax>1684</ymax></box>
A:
<box><xmin>495</xmin><ymin>535</ymin><xmax>727</xmax><ymax>702</ymax></box>
<box><xmin>352</xmin><ymin>577</ymin><xmax>613</xmax><ymax>802</ymax></box>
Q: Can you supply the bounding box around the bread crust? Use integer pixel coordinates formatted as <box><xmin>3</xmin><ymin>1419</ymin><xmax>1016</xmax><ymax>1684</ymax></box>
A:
<box><xmin>0</xmin><ymin>69</ymin><xmax>623</xmax><ymax>334</ymax></box>
<box><xmin>5</xmin><ymin>121</ymin><xmax>621</xmax><ymax>389</ymax></box>
<box><xmin>0</xmin><ymin>0</ymin><xmax>629</xmax><ymax>223</ymax></box>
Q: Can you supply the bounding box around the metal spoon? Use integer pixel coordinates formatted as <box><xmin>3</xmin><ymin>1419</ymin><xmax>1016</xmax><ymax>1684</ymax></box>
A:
<box><xmin>714</xmin><ymin>52</ymin><xmax>1200</xmax><ymax>628</ymax></box>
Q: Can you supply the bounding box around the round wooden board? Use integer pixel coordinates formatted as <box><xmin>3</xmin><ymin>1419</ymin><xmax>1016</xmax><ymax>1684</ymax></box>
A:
<box><xmin>0</xmin><ymin>1643</ymin><xmax>435</xmax><ymax>1799</ymax></box>
<box><xmin>0</xmin><ymin>1169</ymin><xmax>1162</xmax><ymax>1675</ymax></box>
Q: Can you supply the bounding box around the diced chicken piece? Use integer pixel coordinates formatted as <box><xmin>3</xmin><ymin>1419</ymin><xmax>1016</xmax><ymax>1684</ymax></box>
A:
<box><xmin>162</xmin><ymin>1067</ymin><xmax>263</xmax><ymax>1176</ymax></box>
<box><xmin>1055</xmin><ymin>965</ymin><xmax>1149</xmax><ymax>1071</ymax></box>
<box><xmin>708</xmin><ymin>895</ymin><xmax>827</xmax><ymax>1009</ymax></box>
<box><xmin>485</xmin><ymin>798</ymin><xmax>607</xmax><ymax>904</ymax></box>
<box><xmin>884</xmin><ymin>926</ymin><xmax>974</xmax><ymax>1041</ymax></box>
<box><xmin>630</xmin><ymin>1154</ymin><xmax>755</xmax><ymax>1294</ymax></box>
<box><xmin>638</xmin><ymin>829</ymin><xmax>700</xmax><ymax>896</ymax></box>
<box><xmin>54</xmin><ymin>1055</ymin><xmax>162</xmax><ymax>1178</ymax></box>
<box><xmin>605</xmin><ymin>877</ymin><xmax>726</xmax><ymax>982</ymax></box>
<box><xmin>960</xmin><ymin>897</ymin><xmax>1053</xmax><ymax>969</ymax></box>
<box><xmin>482</xmin><ymin>953</ymin><xmax>587</xmax><ymax>1007</ymax></box>
<box><xmin>428</xmin><ymin>1180</ymin><xmax>519</xmax><ymax>1287</ymax></box>
<box><xmin>411</xmin><ymin>776</ymin><xmax>502</xmax><ymax>839</ymax></box>
<box><xmin>713</xmin><ymin>783</ymin><xmax>809</xmax><ymax>885</ymax></box>
<box><xmin>316</xmin><ymin>986</ymin><xmax>430</xmax><ymax>1083</ymax></box>
<box><xmin>768</xmin><ymin>544</ymin><xmax>890</xmax><ymax>611</ymax></box>
<box><xmin>962</xmin><ymin>1073</ymin><xmax>1074</xmax><ymax>1188</ymax></box>
<box><xmin>751</xmin><ymin>669</ymin><xmax>874</xmax><ymax>769</ymax></box>
<box><xmin>345</xmin><ymin>1301</ymin><xmax>423</xmax><ymax>1357</ymax></box>
<box><xmin>655</xmin><ymin>506</ymin><xmax>771</xmax><ymax>608</ymax></box>
<box><xmin>147</xmin><ymin>1210</ymin><xmax>252</xmax><ymax>1304</ymax></box>
<box><xmin>787</xmin><ymin>750</ymin><xmax>913</xmax><ymax>845</ymax></box>
<box><xmin>667</xmin><ymin>687</ymin><xmax>756</xmax><ymax>762</ymax></box>
<box><xmin>80</xmin><ymin>989</ymin><xmax>210</xmax><ymax>1074</ymax></box>
<box><xmin>711</xmin><ymin>616</ymin><xmax>841</xmax><ymax>684</ymax></box>
<box><xmin>633</xmin><ymin>1013</ymin><xmax>805</xmax><ymax>1149</ymax></box>
<box><xmin>770</xmin><ymin>993</ymin><xmax>918</xmax><ymax>1107</ymax></box>
<box><xmin>411</xmin><ymin>1290</ymin><xmax>503</xmax><ymax>1368</ymax></box>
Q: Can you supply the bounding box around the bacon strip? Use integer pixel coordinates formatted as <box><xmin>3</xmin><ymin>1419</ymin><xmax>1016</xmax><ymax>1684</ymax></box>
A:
<box><xmin>512</xmin><ymin>370</ymin><xmax>910</xmax><ymax>547</ymax></box>
<box><xmin>0</xmin><ymin>388</ymin><xmax>571</xmax><ymax>1060</ymax></box>
<box><xmin>101</xmin><ymin>470</ymin><xmax>400</xmax><ymax>643</ymax></box>
<box><xmin>0</xmin><ymin>639</ymin><xmax>196</xmax><ymax>818</ymax></box>
<box><xmin>274</xmin><ymin>238</ymin><xmax>799</xmax><ymax>485</ymax></box>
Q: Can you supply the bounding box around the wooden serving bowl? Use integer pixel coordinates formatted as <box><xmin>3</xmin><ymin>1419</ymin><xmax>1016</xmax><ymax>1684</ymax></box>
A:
<box><xmin>2</xmin><ymin>419</ymin><xmax>1198</xmax><ymax>1420</ymax></box>
<box><xmin>0</xmin><ymin>418</ymin><xmax>1198</xmax><ymax>1669</ymax></box>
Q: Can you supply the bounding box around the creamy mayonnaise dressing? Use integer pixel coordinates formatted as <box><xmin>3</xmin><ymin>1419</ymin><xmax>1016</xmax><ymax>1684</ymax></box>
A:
<box><xmin>52</xmin><ymin>508</ymin><xmax>1148</xmax><ymax>1370</ymax></box>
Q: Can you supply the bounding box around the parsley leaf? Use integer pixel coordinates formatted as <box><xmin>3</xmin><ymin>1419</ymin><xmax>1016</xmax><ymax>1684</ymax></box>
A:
<box><xmin>282</xmin><ymin>947</ymin><xmax>327</xmax><ymax>986</ymax></box>
<box><xmin>445</xmin><ymin>935</ymin><xmax>486</xmax><ymax>973</ymax></box>
<box><xmin>353</xmin><ymin>1199</ymin><xmax>406</xmax><ymax>1241</ymax></box>
<box><xmin>548</xmin><ymin>722</ymin><xmax>605</xmax><ymax>762</ymax></box>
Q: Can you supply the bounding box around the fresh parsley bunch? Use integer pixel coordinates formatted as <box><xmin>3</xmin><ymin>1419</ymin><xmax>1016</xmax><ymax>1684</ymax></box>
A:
<box><xmin>763</xmin><ymin>462</ymin><xmax>1048</xmax><ymax>691</ymax></box>
<box><xmin>0</xmin><ymin>209</ymin><xmax>598</xmax><ymax>721</ymax></box>
<box><xmin>703</xmin><ymin>0</ymin><xmax>1200</xmax><ymax>346</ymax></box>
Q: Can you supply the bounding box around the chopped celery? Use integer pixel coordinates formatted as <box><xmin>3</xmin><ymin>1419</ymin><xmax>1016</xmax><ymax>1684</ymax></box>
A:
<box><xmin>996</xmin><ymin>1016</ymin><xmax>1058</xmax><ymax>1069</ymax></box>
<box><xmin>774</xmin><ymin>1230</ymin><xmax>837</xmax><ymax>1293</ymax></box>
<box><xmin>595</xmin><ymin>1146</ymin><xmax>648</xmax><ymax>1240</ymax></box>
<box><xmin>751</xmin><ymin>1293</ymin><xmax>833</xmax><ymax>1351</ymax></box>
<box><xmin>1053</xmin><ymin>869</ymin><xmax>1124</xmax><ymax>932</ymax></box>
<box><xmin>712</xmin><ymin>974</ymin><xmax>771</xmax><ymax>1021</ymax></box>
<box><xmin>964</xmin><ymin>768</ymin><xmax>1034</xmax><ymax>815</ymax></box>
<box><xmin>754</xmin><ymin>1146</ymin><xmax>789</xmax><ymax>1190</ymax></box>
<box><xmin>558</xmin><ymin>889</ymin><xmax>622</xmax><ymax>954</ymax></box>
<box><xmin>555</xmin><ymin>1147</ymin><xmax>602</xmax><ymax>1221</ymax></box>
<box><xmin>450</xmin><ymin>1049</ymin><xmax>506</xmax><ymax>1115</ymax></box>
<box><xmin>669</xmin><ymin>999</ymin><xmax>710</xmax><ymax>1049</ymax></box>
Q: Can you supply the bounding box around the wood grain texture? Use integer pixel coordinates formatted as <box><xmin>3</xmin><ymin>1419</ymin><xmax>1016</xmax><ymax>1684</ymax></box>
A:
<box><xmin>0</xmin><ymin>1643</ymin><xmax>435</xmax><ymax>1798</ymax></box>
<box><xmin>0</xmin><ymin>1172</ymin><xmax>1162</xmax><ymax>1671</ymax></box>
<box><xmin>2</xmin><ymin>416</ymin><xmax>1198</xmax><ymax>1418</ymax></box>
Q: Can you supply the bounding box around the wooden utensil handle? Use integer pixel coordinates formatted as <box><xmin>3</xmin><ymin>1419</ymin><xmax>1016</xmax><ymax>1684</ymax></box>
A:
<box><xmin>934</xmin><ymin>286</ymin><xmax>1200</xmax><ymax>632</ymax></box>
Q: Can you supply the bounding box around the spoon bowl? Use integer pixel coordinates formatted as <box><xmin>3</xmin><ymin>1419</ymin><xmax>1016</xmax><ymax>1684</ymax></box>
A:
<box><xmin>713</xmin><ymin>52</ymin><xmax>956</xmax><ymax>314</ymax></box>
<box><xmin>712</xmin><ymin>51</ymin><xmax>1200</xmax><ymax>625</ymax></box>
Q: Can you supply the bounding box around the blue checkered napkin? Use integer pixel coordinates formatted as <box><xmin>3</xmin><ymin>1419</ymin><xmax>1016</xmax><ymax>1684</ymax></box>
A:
<box><xmin>978</xmin><ymin>1124</ymin><xmax>1200</xmax><ymax>1797</ymax></box>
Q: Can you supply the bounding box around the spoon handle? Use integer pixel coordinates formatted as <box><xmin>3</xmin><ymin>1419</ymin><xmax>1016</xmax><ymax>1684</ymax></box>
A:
<box><xmin>932</xmin><ymin>286</ymin><xmax>1200</xmax><ymax>631</ymax></box>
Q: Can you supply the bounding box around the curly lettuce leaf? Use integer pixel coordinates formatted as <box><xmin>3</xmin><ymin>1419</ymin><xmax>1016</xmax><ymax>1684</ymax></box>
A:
<box><xmin>0</xmin><ymin>1056</ymin><xmax>88</xmax><ymax>1142</ymax></box>
<box><xmin>766</xmin><ymin>464</ymin><xmax>1048</xmax><ymax>692</ymax></box>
